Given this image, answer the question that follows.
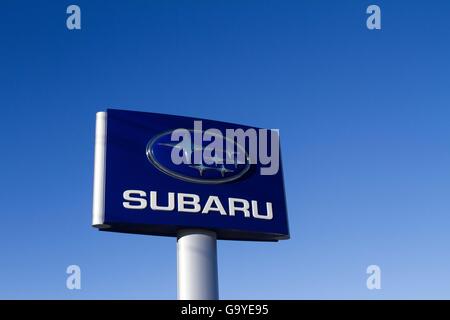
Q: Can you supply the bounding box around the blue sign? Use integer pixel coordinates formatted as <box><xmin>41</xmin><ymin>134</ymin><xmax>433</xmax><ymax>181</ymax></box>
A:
<box><xmin>92</xmin><ymin>109</ymin><xmax>289</xmax><ymax>241</ymax></box>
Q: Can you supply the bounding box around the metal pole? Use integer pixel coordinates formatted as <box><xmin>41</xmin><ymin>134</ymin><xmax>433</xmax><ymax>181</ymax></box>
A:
<box><xmin>177</xmin><ymin>229</ymin><xmax>219</xmax><ymax>300</ymax></box>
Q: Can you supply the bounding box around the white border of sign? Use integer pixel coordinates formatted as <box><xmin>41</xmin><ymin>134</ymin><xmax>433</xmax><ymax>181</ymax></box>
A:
<box><xmin>92</xmin><ymin>112</ymin><xmax>108</xmax><ymax>227</ymax></box>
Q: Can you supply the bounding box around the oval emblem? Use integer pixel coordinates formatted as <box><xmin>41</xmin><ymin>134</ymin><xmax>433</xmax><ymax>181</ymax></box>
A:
<box><xmin>146</xmin><ymin>129</ymin><xmax>251</xmax><ymax>184</ymax></box>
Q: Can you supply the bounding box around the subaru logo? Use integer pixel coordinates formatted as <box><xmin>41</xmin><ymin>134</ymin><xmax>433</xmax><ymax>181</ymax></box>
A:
<box><xmin>146</xmin><ymin>129</ymin><xmax>251</xmax><ymax>184</ymax></box>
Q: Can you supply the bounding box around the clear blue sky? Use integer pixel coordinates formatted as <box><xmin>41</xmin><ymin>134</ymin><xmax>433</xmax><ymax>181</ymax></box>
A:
<box><xmin>1</xmin><ymin>0</ymin><xmax>449</xmax><ymax>299</ymax></box>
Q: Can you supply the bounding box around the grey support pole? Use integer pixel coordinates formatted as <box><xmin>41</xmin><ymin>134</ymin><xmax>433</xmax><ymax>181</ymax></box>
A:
<box><xmin>177</xmin><ymin>229</ymin><xmax>219</xmax><ymax>300</ymax></box>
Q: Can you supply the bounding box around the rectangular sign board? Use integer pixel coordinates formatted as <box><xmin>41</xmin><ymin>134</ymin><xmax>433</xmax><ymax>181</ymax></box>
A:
<box><xmin>92</xmin><ymin>109</ymin><xmax>289</xmax><ymax>241</ymax></box>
